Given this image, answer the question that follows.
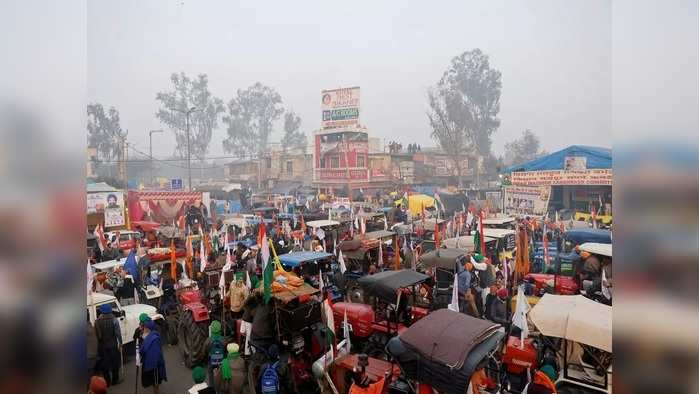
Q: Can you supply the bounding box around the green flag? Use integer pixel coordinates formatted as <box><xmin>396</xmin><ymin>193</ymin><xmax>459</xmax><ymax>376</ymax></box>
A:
<box><xmin>473</xmin><ymin>228</ymin><xmax>482</xmax><ymax>254</ymax></box>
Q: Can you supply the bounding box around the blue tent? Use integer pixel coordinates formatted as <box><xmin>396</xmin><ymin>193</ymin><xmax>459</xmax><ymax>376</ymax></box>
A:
<box><xmin>278</xmin><ymin>251</ymin><xmax>333</xmax><ymax>267</ymax></box>
<box><xmin>503</xmin><ymin>145</ymin><xmax>611</xmax><ymax>173</ymax></box>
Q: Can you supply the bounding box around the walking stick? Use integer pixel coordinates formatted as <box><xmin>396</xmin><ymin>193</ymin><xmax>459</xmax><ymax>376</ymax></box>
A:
<box><xmin>134</xmin><ymin>342</ymin><xmax>140</xmax><ymax>394</ymax></box>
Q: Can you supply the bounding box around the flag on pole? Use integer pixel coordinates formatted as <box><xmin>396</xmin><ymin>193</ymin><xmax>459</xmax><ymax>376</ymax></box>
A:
<box><xmin>466</xmin><ymin>210</ymin><xmax>474</xmax><ymax>233</ymax></box>
<box><xmin>170</xmin><ymin>240</ymin><xmax>177</xmax><ymax>280</ymax></box>
<box><xmin>360</xmin><ymin>217</ymin><xmax>366</xmax><ymax>235</ymax></box>
<box><xmin>245</xmin><ymin>270</ymin><xmax>252</xmax><ymax>290</ymax></box>
<box><xmin>343</xmin><ymin>310</ymin><xmax>351</xmax><ymax>354</ymax></box>
<box><xmin>318</xmin><ymin>264</ymin><xmax>325</xmax><ymax>293</ymax></box>
<box><xmin>448</xmin><ymin>265</ymin><xmax>459</xmax><ymax>312</ymax></box>
<box><xmin>260</xmin><ymin>223</ymin><xmax>270</xmax><ymax>267</ymax></box>
<box><xmin>402</xmin><ymin>192</ymin><xmax>409</xmax><ymax>209</ymax></box>
<box><xmin>333</xmin><ymin>237</ymin><xmax>337</xmax><ymax>255</ymax></box>
<box><xmin>383</xmin><ymin>214</ymin><xmax>388</xmax><ymax>231</ymax></box>
<box><xmin>328</xmin><ymin>208</ymin><xmax>332</xmax><ymax>221</ymax></box>
<box><xmin>200</xmin><ymin>227</ymin><xmax>207</xmax><ymax>272</ymax></box>
<box><xmin>86</xmin><ymin>260</ymin><xmax>94</xmax><ymax>296</ymax></box>
<box><xmin>378</xmin><ymin>241</ymin><xmax>384</xmax><ymax>267</ymax></box>
<box><xmin>265</xmin><ymin>238</ymin><xmax>281</xmax><ymax>304</ymax></box>
<box><xmin>93</xmin><ymin>224</ymin><xmax>106</xmax><ymax>252</ymax></box>
<box><xmin>479</xmin><ymin>213</ymin><xmax>486</xmax><ymax>256</ymax></box>
<box><xmin>602</xmin><ymin>267</ymin><xmax>612</xmax><ymax>300</ymax></box>
<box><xmin>543</xmin><ymin>222</ymin><xmax>550</xmax><ymax>267</ymax></box>
<box><xmin>349</xmin><ymin>209</ymin><xmax>355</xmax><ymax>237</ymax></box>
<box><xmin>512</xmin><ymin>285</ymin><xmax>530</xmax><ymax>348</ymax></box>
<box><xmin>338</xmin><ymin>250</ymin><xmax>347</xmax><ymax>274</ymax></box>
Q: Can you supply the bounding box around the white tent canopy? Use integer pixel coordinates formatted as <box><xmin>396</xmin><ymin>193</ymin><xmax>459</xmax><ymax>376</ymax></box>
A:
<box><xmin>579</xmin><ymin>242</ymin><xmax>612</xmax><ymax>257</ymax></box>
<box><xmin>529</xmin><ymin>294</ymin><xmax>612</xmax><ymax>352</ymax></box>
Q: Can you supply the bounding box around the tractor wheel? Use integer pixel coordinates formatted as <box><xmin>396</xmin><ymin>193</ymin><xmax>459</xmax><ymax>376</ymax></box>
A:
<box><xmin>363</xmin><ymin>342</ymin><xmax>388</xmax><ymax>361</ymax></box>
<box><xmin>178</xmin><ymin>311</ymin><xmax>207</xmax><ymax>368</ymax></box>
<box><xmin>166</xmin><ymin>314</ymin><xmax>179</xmax><ymax>345</ymax></box>
<box><xmin>346</xmin><ymin>281</ymin><xmax>363</xmax><ymax>303</ymax></box>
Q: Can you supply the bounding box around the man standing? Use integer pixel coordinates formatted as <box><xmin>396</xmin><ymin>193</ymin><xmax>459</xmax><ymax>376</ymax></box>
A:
<box><xmin>214</xmin><ymin>343</ymin><xmax>247</xmax><ymax>394</ymax></box>
<box><xmin>139</xmin><ymin>319</ymin><xmax>167</xmax><ymax>394</ymax></box>
<box><xmin>457</xmin><ymin>262</ymin><xmax>478</xmax><ymax>317</ymax></box>
<box><xmin>101</xmin><ymin>242</ymin><xmax>120</xmax><ymax>262</ymax></box>
<box><xmin>94</xmin><ymin>304</ymin><xmax>122</xmax><ymax>386</ymax></box>
<box><xmin>204</xmin><ymin>320</ymin><xmax>225</xmax><ymax>386</ymax></box>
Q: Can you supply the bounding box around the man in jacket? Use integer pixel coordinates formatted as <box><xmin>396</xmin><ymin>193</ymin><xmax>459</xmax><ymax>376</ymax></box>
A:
<box><xmin>94</xmin><ymin>304</ymin><xmax>122</xmax><ymax>386</ymax></box>
<box><xmin>214</xmin><ymin>343</ymin><xmax>247</xmax><ymax>394</ymax></box>
<box><xmin>229</xmin><ymin>273</ymin><xmax>249</xmax><ymax>318</ymax></box>
<box><xmin>139</xmin><ymin>319</ymin><xmax>167</xmax><ymax>393</ymax></box>
<box><xmin>457</xmin><ymin>262</ymin><xmax>478</xmax><ymax>317</ymax></box>
<box><xmin>487</xmin><ymin>288</ymin><xmax>509</xmax><ymax>326</ymax></box>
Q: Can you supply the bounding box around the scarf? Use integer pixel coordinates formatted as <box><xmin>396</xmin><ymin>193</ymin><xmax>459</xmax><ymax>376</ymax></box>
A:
<box><xmin>220</xmin><ymin>352</ymin><xmax>239</xmax><ymax>380</ymax></box>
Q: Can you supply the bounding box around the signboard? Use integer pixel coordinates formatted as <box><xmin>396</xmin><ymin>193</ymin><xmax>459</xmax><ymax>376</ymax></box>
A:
<box><xmin>503</xmin><ymin>185</ymin><xmax>551</xmax><ymax>216</ymax></box>
<box><xmin>564</xmin><ymin>156</ymin><xmax>587</xmax><ymax>171</ymax></box>
<box><xmin>86</xmin><ymin>191</ymin><xmax>125</xmax><ymax>228</ymax></box>
<box><xmin>321</xmin><ymin>87</ymin><xmax>360</xmax><ymax>129</ymax></box>
<box><xmin>511</xmin><ymin>169</ymin><xmax>612</xmax><ymax>186</ymax></box>
<box><xmin>171</xmin><ymin>178</ymin><xmax>183</xmax><ymax>190</ymax></box>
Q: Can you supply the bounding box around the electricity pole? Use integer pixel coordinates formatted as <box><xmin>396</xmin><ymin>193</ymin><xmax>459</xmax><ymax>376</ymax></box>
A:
<box><xmin>149</xmin><ymin>129</ymin><xmax>163</xmax><ymax>187</ymax></box>
<box><xmin>173</xmin><ymin>106</ymin><xmax>198</xmax><ymax>190</ymax></box>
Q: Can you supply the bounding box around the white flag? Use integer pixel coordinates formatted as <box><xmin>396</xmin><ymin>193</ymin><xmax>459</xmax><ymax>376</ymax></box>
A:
<box><xmin>338</xmin><ymin>250</ymin><xmax>347</xmax><ymax>274</ymax></box>
<box><xmin>360</xmin><ymin>217</ymin><xmax>366</xmax><ymax>235</ymax></box>
<box><xmin>343</xmin><ymin>310</ymin><xmax>351</xmax><ymax>353</ymax></box>
<box><xmin>261</xmin><ymin>233</ymin><xmax>270</xmax><ymax>271</ymax></box>
<box><xmin>93</xmin><ymin>224</ymin><xmax>105</xmax><ymax>252</ymax></box>
<box><xmin>86</xmin><ymin>260</ymin><xmax>94</xmax><ymax>296</ymax></box>
<box><xmin>601</xmin><ymin>268</ymin><xmax>612</xmax><ymax>300</ymax></box>
<box><xmin>512</xmin><ymin>285</ymin><xmax>530</xmax><ymax>348</ymax></box>
<box><xmin>323</xmin><ymin>299</ymin><xmax>335</xmax><ymax>336</ymax></box>
<box><xmin>378</xmin><ymin>242</ymin><xmax>384</xmax><ymax>267</ymax></box>
<box><xmin>245</xmin><ymin>270</ymin><xmax>252</xmax><ymax>290</ymax></box>
<box><xmin>383</xmin><ymin>214</ymin><xmax>388</xmax><ymax>231</ymax></box>
<box><xmin>448</xmin><ymin>268</ymin><xmax>459</xmax><ymax>312</ymax></box>
<box><xmin>223</xmin><ymin>230</ymin><xmax>229</xmax><ymax>251</ymax></box>
<box><xmin>200</xmin><ymin>229</ymin><xmax>207</xmax><ymax>272</ymax></box>
<box><xmin>328</xmin><ymin>209</ymin><xmax>332</xmax><ymax>221</ymax></box>
<box><xmin>333</xmin><ymin>237</ymin><xmax>337</xmax><ymax>255</ymax></box>
<box><xmin>318</xmin><ymin>263</ymin><xmax>325</xmax><ymax>292</ymax></box>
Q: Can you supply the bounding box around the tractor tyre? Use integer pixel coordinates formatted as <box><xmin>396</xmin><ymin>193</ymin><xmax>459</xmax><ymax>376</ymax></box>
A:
<box><xmin>178</xmin><ymin>311</ymin><xmax>207</xmax><ymax>368</ymax></box>
<box><xmin>346</xmin><ymin>280</ymin><xmax>363</xmax><ymax>303</ymax></box>
<box><xmin>166</xmin><ymin>314</ymin><xmax>179</xmax><ymax>345</ymax></box>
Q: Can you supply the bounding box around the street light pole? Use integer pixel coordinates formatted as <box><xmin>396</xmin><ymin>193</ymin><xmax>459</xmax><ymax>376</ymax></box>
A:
<box><xmin>149</xmin><ymin>129</ymin><xmax>163</xmax><ymax>187</ymax></box>
<box><xmin>173</xmin><ymin>106</ymin><xmax>198</xmax><ymax>191</ymax></box>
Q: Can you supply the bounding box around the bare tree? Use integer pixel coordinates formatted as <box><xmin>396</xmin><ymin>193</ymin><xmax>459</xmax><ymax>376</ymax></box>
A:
<box><xmin>222</xmin><ymin>82</ymin><xmax>284</xmax><ymax>157</ymax></box>
<box><xmin>504</xmin><ymin>129</ymin><xmax>548</xmax><ymax>166</ymax></box>
<box><xmin>428</xmin><ymin>49</ymin><xmax>502</xmax><ymax>186</ymax></box>
<box><xmin>281</xmin><ymin>111</ymin><xmax>306</xmax><ymax>153</ymax></box>
<box><xmin>155</xmin><ymin>72</ymin><xmax>225</xmax><ymax>160</ymax></box>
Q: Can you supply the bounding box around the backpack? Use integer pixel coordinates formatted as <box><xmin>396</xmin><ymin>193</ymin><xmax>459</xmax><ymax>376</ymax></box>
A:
<box><xmin>260</xmin><ymin>361</ymin><xmax>279</xmax><ymax>394</ymax></box>
<box><xmin>209</xmin><ymin>338</ymin><xmax>225</xmax><ymax>367</ymax></box>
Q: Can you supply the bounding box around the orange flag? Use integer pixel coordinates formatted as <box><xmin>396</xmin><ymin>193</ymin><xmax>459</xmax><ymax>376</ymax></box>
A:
<box><xmin>434</xmin><ymin>222</ymin><xmax>441</xmax><ymax>248</ymax></box>
<box><xmin>170</xmin><ymin>240</ymin><xmax>177</xmax><ymax>280</ymax></box>
<box><xmin>515</xmin><ymin>224</ymin><xmax>530</xmax><ymax>280</ymax></box>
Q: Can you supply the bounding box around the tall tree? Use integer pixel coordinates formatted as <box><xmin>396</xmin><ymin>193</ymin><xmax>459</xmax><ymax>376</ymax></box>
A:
<box><xmin>222</xmin><ymin>82</ymin><xmax>284</xmax><ymax>157</ymax></box>
<box><xmin>504</xmin><ymin>129</ymin><xmax>547</xmax><ymax>166</ymax></box>
<box><xmin>155</xmin><ymin>72</ymin><xmax>224</xmax><ymax>160</ymax></box>
<box><xmin>87</xmin><ymin>103</ymin><xmax>124</xmax><ymax>161</ymax></box>
<box><xmin>280</xmin><ymin>111</ymin><xmax>306</xmax><ymax>152</ymax></box>
<box><xmin>428</xmin><ymin>49</ymin><xmax>502</xmax><ymax>186</ymax></box>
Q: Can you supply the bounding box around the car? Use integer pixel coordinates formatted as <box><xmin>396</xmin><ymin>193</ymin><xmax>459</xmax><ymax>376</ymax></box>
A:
<box><xmin>87</xmin><ymin>292</ymin><xmax>165</xmax><ymax>346</ymax></box>
<box><xmin>105</xmin><ymin>230</ymin><xmax>142</xmax><ymax>252</ymax></box>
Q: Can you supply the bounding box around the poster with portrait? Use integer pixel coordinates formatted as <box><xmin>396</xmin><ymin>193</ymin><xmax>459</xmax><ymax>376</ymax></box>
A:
<box><xmin>87</xmin><ymin>191</ymin><xmax>125</xmax><ymax>228</ymax></box>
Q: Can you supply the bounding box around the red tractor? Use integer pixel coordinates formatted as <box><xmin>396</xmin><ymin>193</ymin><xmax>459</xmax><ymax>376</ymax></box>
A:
<box><xmin>331</xmin><ymin>269</ymin><xmax>430</xmax><ymax>358</ymax></box>
<box><xmin>175</xmin><ymin>280</ymin><xmax>211</xmax><ymax>368</ymax></box>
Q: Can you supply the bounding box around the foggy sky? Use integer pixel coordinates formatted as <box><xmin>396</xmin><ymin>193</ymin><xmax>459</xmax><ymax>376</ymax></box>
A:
<box><xmin>86</xmin><ymin>0</ymin><xmax>613</xmax><ymax>159</ymax></box>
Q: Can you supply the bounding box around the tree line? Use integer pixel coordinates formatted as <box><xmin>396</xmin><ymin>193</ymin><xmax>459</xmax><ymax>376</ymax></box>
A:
<box><xmin>87</xmin><ymin>74</ymin><xmax>306</xmax><ymax>164</ymax></box>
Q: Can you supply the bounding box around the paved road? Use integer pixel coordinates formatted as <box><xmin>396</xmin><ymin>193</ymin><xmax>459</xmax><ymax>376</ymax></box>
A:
<box><xmin>111</xmin><ymin>343</ymin><xmax>195</xmax><ymax>394</ymax></box>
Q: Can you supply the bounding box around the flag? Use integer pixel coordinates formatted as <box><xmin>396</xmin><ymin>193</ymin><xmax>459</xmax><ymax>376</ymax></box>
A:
<box><xmin>343</xmin><ymin>309</ymin><xmax>351</xmax><ymax>354</ymax></box>
<box><xmin>421</xmin><ymin>202</ymin><xmax>426</xmax><ymax>224</ymax></box>
<box><xmin>378</xmin><ymin>241</ymin><xmax>384</xmax><ymax>267</ymax></box>
<box><xmin>591</xmin><ymin>206</ymin><xmax>598</xmax><ymax>229</ymax></box>
<box><xmin>260</xmin><ymin>223</ymin><xmax>270</xmax><ymax>266</ymax></box>
<box><xmin>466</xmin><ymin>211</ymin><xmax>474</xmax><ymax>233</ymax></box>
<box><xmin>360</xmin><ymin>217</ymin><xmax>366</xmax><ymax>235</ymax></box>
<box><xmin>333</xmin><ymin>237</ymin><xmax>337</xmax><ymax>255</ymax></box>
<box><xmin>512</xmin><ymin>285</ymin><xmax>530</xmax><ymax>348</ymax></box>
<box><xmin>328</xmin><ymin>208</ymin><xmax>332</xmax><ymax>221</ymax></box>
<box><xmin>602</xmin><ymin>268</ymin><xmax>612</xmax><ymax>300</ymax></box>
<box><xmin>93</xmin><ymin>224</ymin><xmax>105</xmax><ymax>252</ymax></box>
<box><xmin>338</xmin><ymin>249</ymin><xmax>347</xmax><ymax>274</ymax></box>
<box><xmin>86</xmin><ymin>260</ymin><xmax>94</xmax><ymax>296</ymax></box>
<box><xmin>245</xmin><ymin>270</ymin><xmax>252</xmax><ymax>290</ymax></box>
<box><xmin>200</xmin><ymin>227</ymin><xmax>207</xmax><ymax>272</ymax></box>
<box><xmin>401</xmin><ymin>192</ymin><xmax>409</xmax><ymax>209</ymax></box>
<box><xmin>434</xmin><ymin>192</ymin><xmax>445</xmax><ymax>214</ymax></box>
<box><xmin>305</xmin><ymin>199</ymin><xmax>311</xmax><ymax>211</ymax></box>
<box><xmin>473</xmin><ymin>226</ymin><xmax>482</xmax><ymax>255</ymax></box>
<box><xmin>383</xmin><ymin>214</ymin><xmax>388</xmax><ymax>231</ymax></box>
<box><xmin>434</xmin><ymin>221</ymin><xmax>441</xmax><ymax>248</ymax></box>
<box><xmin>448</xmin><ymin>266</ymin><xmax>459</xmax><ymax>312</ymax></box>
<box><xmin>318</xmin><ymin>264</ymin><xmax>325</xmax><ymax>292</ymax></box>
<box><xmin>300</xmin><ymin>214</ymin><xmax>307</xmax><ymax>234</ymax></box>
<box><xmin>170</xmin><ymin>240</ymin><xmax>177</xmax><ymax>280</ymax></box>
<box><xmin>543</xmin><ymin>222</ymin><xmax>550</xmax><ymax>267</ymax></box>
<box><xmin>223</xmin><ymin>230</ymin><xmax>229</xmax><ymax>251</ymax></box>
<box><xmin>515</xmin><ymin>225</ymin><xmax>531</xmax><ymax>278</ymax></box>
<box><xmin>323</xmin><ymin>299</ymin><xmax>335</xmax><ymax>336</ymax></box>
<box><xmin>479</xmin><ymin>213</ymin><xmax>485</xmax><ymax>256</ymax></box>
<box><xmin>263</xmin><ymin>238</ymin><xmax>278</xmax><ymax>304</ymax></box>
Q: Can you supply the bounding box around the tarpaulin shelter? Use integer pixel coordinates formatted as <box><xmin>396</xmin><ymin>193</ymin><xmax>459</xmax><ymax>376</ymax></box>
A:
<box><xmin>395</xmin><ymin>194</ymin><xmax>435</xmax><ymax>216</ymax></box>
<box><xmin>128</xmin><ymin>190</ymin><xmax>202</xmax><ymax>224</ymax></box>
<box><xmin>502</xmin><ymin>145</ymin><xmax>612</xmax><ymax>173</ymax></box>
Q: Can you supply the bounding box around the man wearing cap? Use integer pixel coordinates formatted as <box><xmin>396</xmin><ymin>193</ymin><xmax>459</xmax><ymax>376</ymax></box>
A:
<box><xmin>229</xmin><ymin>273</ymin><xmax>249</xmax><ymax>318</ymax></box>
<box><xmin>214</xmin><ymin>343</ymin><xmax>247</xmax><ymax>394</ymax></box>
<box><xmin>204</xmin><ymin>320</ymin><xmax>225</xmax><ymax>386</ymax></box>
<box><xmin>189</xmin><ymin>366</ymin><xmax>211</xmax><ymax>394</ymax></box>
<box><xmin>88</xmin><ymin>375</ymin><xmax>108</xmax><ymax>394</ymax></box>
<box><xmin>139</xmin><ymin>319</ymin><xmax>167</xmax><ymax>393</ymax></box>
<box><xmin>94</xmin><ymin>304</ymin><xmax>122</xmax><ymax>386</ymax></box>
<box><xmin>456</xmin><ymin>260</ymin><xmax>479</xmax><ymax>317</ymax></box>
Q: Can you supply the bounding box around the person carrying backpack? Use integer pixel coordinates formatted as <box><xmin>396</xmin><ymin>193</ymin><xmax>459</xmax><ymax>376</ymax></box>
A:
<box><xmin>204</xmin><ymin>320</ymin><xmax>225</xmax><ymax>386</ymax></box>
<box><xmin>259</xmin><ymin>344</ymin><xmax>297</xmax><ymax>394</ymax></box>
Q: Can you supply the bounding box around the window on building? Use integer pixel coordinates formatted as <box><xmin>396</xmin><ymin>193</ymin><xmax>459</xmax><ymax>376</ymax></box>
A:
<box><xmin>266</xmin><ymin>158</ymin><xmax>272</xmax><ymax>169</ymax></box>
<box><xmin>286</xmin><ymin>161</ymin><xmax>293</xmax><ymax>174</ymax></box>
<box><xmin>320</xmin><ymin>157</ymin><xmax>326</xmax><ymax>168</ymax></box>
<box><xmin>330</xmin><ymin>155</ymin><xmax>340</xmax><ymax>168</ymax></box>
<box><xmin>356</xmin><ymin>155</ymin><xmax>365</xmax><ymax>168</ymax></box>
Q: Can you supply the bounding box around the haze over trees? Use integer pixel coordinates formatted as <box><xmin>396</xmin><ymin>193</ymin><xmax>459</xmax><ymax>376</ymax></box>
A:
<box><xmin>155</xmin><ymin>72</ymin><xmax>225</xmax><ymax>160</ymax></box>
<box><xmin>504</xmin><ymin>129</ymin><xmax>548</xmax><ymax>166</ymax></box>
<box><xmin>427</xmin><ymin>48</ymin><xmax>502</xmax><ymax>187</ymax></box>
<box><xmin>281</xmin><ymin>111</ymin><xmax>306</xmax><ymax>152</ymax></box>
<box><xmin>87</xmin><ymin>103</ymin><xmax>125</xmax><ymax>161</ymax></box>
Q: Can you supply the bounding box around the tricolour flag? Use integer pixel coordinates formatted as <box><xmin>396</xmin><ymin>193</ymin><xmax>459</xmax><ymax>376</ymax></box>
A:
<box><xmin>93</xmin><ymin>224</ymin><xmax>106</xmax><ymax>252</ymax></box>
<box><xmin>262</xmin><ymin>229</ymin><xmax>274</xmax><ymax>304</ymax></box>
<box><xmin>343</xmin><ymin>309</ymin><xmax>351</xmax><ymax>354</ymax></box>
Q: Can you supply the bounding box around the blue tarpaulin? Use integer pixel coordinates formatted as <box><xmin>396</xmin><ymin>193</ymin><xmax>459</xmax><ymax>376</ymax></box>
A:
<box><xmin>503</xmin><ymin>145</ymin><xmax>611</xmax><ymax>173</ymax></box>
<box><xmin>278</xmin><ymin>251</ymin><xmax>334</xmax><ymax>267</ymax></box>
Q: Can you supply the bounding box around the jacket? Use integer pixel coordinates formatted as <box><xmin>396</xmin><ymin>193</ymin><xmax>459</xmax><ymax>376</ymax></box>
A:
<box><xmin>95</xmin><ymin>314</ymin><xmax>121</xmax><ymax>349</ymax></box>
<box><xmin>488</xmin><ymin>298</ymin><xmax>508</xmax><ymax>325</ymax></box>
<box><xmin>457</xmin><ymin>266</ymin><xmax>471</xmax><ymax>297</ymax></box>
<box><xmin>139</xmin><ymin>331</ymin><xmax>167</xmax><ymax>380</ymax></box>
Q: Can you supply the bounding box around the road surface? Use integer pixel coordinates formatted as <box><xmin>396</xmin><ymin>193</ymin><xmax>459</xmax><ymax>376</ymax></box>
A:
<box><xmin>111</xmin><ymin>343</ymin><xmax>195</xmax><ymax>394</ymax></box>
